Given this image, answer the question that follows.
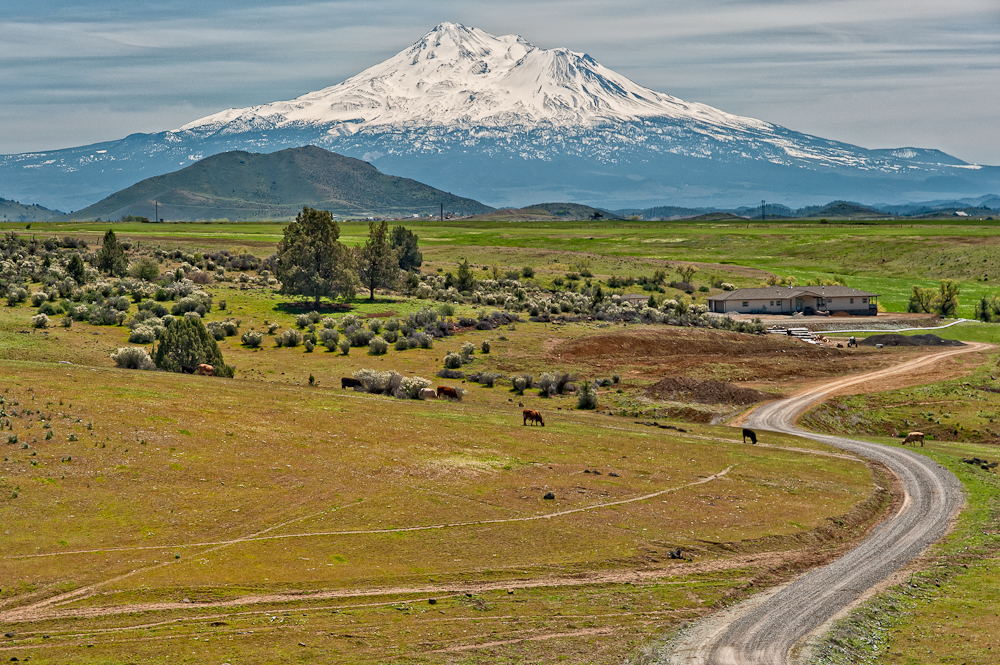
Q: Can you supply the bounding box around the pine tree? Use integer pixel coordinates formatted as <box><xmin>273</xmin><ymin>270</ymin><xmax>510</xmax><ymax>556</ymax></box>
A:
<box><xmin>355</xmin><ymin>221</ymin><xmax>400</xmax><ymax>301</ymax></box>
<box><xmin>66</xmin><ymin>253</ymin><xmax>86</xmax><ymax>283</ymax></box>
<box><xmin>95</xmin><ymin>229</ymin><xmax>128</xmax><ymax>276</ymax></box>
<box><xmin>274</xmin><ymin>207</ymin><xmax>358</xmax><ymax>307</ymax></box>
<box><xmin>389</xmin><ymin>225</ymin><xmax>422</xmax><ymax>270</ymax></box>
<box><xmin>455</xmin><ymin>259</ymin><xmax>475</xmax><ymax>292</ymax></box>
<box><xmin>153</xmin><ymin>316</ymin><xmax>234</xmax><ymax>377</ymax></box>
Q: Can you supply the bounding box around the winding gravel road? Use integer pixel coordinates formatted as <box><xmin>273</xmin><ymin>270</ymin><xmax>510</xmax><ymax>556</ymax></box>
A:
<box><xmin>667</xmin><ymin>346</ymin><xmax>978</xmax><ymax>664</ymax></box>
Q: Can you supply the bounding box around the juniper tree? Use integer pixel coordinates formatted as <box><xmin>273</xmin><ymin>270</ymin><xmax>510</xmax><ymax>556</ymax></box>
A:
<box><xmin>95</xmin><ymin>229</ymin><xmax>129</xmax><ymax>277</ymax></box>
<box><xmin>389</xmin><ymin>225</ymin><xmax>422</xmax><ymax>271</ymax></box>
<box><xmin>274</xmin><ymin>207</ymin><xmax>358</xmax><ymax>307</ymax></box>
<box><xmin>355</xmin><ymin>221</ymin><xmax>400</xmax><ymax>301</ymax></box>
<box><xmin>153</xmin><ymin>316</ymin><xmax>234</xmax><ymax>377</ymax></box>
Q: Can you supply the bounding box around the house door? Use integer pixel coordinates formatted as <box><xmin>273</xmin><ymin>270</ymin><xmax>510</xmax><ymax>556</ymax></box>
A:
<box><xmin>795</xmin><ymin>298</ymin><xmax>803</xmax><ymax>311</ymax></box>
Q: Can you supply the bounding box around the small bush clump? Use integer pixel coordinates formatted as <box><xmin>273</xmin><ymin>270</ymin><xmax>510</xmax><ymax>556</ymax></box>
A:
<box><xmin>30</xmin><ymin>313</ymin><xmax>49</xmax><ymax>328</ymax></box>
<box><xmin>111</xmin><ymin>346</ymin><xmax>156</xmax><ymax>370</ymax></box>
<box><xmin>368</xmin><ymin>336</ymin><xmax>388</xmax><ymax>355</ymax></box>
<box><xmin>128</xmin><ymin>324</ymin><xmax>157</xmax><ymax>343</ymax></box>
<box><xmin>277</xmin><ymin>329</ymin><xmax>303</xmax><ymax>348</ymax></box>
<box><xmin>577</xmin><ymin>381</ymin><xmax>599</xmax><ymax>410</ymax></box>
<box><xmin>444</xmin><ymin>352</ymin><xmax>463</xmax><ymax>369</ymax></box>
<box><xmin>338</xmin><ymin>338</ymin><xmax>351</xmax><ymax>355</ymax></box>
<box><xmin>241</xmin><ymin>331</ymin><xmax>264</xmax><ymax>348</ymax></box>
<box><xmin>481</xmin><ymin>339</ymin><xmax>491</xmax><ymax>354</ymax></box>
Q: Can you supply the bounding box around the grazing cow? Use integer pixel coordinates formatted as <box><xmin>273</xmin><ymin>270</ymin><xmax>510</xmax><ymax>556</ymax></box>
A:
<box><xmin>437</xmin><ymin>386</ymin><xmax>459</xmax><ymax>400</ymax></box>
<box><xmin>902</xmin><ymin>431</ymin><xmax>924</xmax><ymax>447</ymax></box>
<box><xmin>196</xmin><ymin>364</ymin><xmax>214</xmax><ymax>377</ymax></box>
<box><xmin>341</xmin><ymin>377</ymin><xmax>362</xmax><ymax>389</ymax></box>
<box><xmin>418</xmin><ymin>387</ymin><xmax>437</xmax><ymax>400</ymax></box>
<box><xmin>742</xmin><ymin>428</ymin><xmax>757</xmax><ymax>445</ymax></box>
<box><xmin>523</xmin><ymin>409</ymin><xmax>545</xmax><ymax>426</ymax></box>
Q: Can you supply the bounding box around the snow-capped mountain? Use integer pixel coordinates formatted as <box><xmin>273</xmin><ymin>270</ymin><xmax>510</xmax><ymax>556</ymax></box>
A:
<box><xmin>2</xmin><ymin>22</ymin><xmax>997</xmax><ymax>212</ymax></box>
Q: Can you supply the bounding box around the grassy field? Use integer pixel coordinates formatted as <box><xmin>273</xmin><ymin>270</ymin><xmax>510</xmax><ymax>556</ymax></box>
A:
<box><xmin>12</xmin><ymin>218</ymin><xmax>1000</xmax><ymax>316</ymax></box>
<box><xmin>2</xmin><ymin>218</ymin><xmax>1000</xmax><ymax>662</ymax></box>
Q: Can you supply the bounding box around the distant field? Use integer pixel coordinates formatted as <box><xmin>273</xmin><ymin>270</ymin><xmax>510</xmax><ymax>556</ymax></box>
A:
<box><xmin>9</xmin><ymin>218</ymin><xmax>1000</xmax><ymax>317</ymax></box>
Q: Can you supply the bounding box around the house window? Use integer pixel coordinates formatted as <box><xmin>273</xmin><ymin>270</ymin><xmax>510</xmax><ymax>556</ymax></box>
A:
<box><xmin>850</xmin><ymin>298</ymin><xmax>854</xmax><ymax>304</ymax></box>
<box><xmin>770</xmin><ymin>301</ymin><xmax>774</xmax><ymax>306</ymax></box>
<box><xmin>742</xmin><ymin>302</ymin><xmax>749</xmax><ymax>307</ymax></box>
<box><xmin>862</xmin><ymin>298</ymin><xmax>867</xmax><ymax>304</ymax></box>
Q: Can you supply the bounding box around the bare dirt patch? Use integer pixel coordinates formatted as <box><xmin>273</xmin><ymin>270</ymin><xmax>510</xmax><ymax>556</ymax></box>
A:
<box><xmin>550</xmin><ymin>328</ymin><xmax>896</xmax><ymax>388</ymax></box>
<box><xmin>645</xmin><ymin>377</ymin><xmax>775</xmax><ymax>406</ymax></box>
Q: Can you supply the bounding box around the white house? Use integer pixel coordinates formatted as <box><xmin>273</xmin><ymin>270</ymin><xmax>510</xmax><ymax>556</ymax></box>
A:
<box><xmin>706</xmin><ymin>285</ymin><xmax>878</xmax><ymax>316</ymax></box>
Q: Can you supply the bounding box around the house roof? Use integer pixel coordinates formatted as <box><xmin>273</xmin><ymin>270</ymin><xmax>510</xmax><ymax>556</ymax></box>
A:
<box><xmin>707</xmin><ymin>285</ymin><xmax>877</xmax><ymax>302</ymax></box>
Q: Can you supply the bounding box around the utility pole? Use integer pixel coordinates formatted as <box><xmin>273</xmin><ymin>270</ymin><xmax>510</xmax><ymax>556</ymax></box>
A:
<box><xmin>440</xmin><ymin>203</ymin><xmax>444</xmax><ymax>222</ymax></box>
<box><xmin>155</xmin><ymin>201</ymin><xmax>158</xmax><ymax>223</ymax></box>
<box><xmin>761</xmin><ymin>199</ymin><xmax>766</xmax><ymax>222</ymax></box>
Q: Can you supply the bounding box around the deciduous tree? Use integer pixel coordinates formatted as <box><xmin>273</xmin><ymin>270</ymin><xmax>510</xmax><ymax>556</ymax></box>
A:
<box><xmin>153</xmin><ymin>316</ymin><xmax>233</xmax><ymax>377</ymax></box>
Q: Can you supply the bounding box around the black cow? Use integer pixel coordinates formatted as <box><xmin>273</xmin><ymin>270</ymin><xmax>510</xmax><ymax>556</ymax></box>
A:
<box><xmin>341</xmin><ymin>377</ymin><xmax>362</xmax><ymax>389</ymax></box>
<box><xmin>742</xmin><ymin>428</ymin><xmax>757</xmax><ymax>445</ymax></box>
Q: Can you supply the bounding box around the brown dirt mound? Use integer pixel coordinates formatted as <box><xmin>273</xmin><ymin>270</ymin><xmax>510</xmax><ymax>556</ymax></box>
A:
<box><xmin>860</xmin><ymin>333</ymin><xmax>965</xmax><ymax>347</ymax></box>
<box><xmin>645</xmin><ymin>376</ymin><xmax>775</xmax><ymax>405</ymax></box>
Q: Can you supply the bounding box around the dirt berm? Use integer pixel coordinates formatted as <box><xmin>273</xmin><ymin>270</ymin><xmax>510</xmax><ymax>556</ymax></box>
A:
<box><xmin>645</xmin><ymin>377</ymin><xmax>775</xmax><ymax>405</ymax></box>
<box><xmin>860</xmin><ymin>333</ymin><xmax>965</xmax><ymax>347</ymax></box>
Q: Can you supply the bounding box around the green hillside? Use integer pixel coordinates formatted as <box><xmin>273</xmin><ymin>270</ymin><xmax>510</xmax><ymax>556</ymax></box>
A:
<box><xmin>0</xmin><ymin>197</ymin><xmax>62</xmax><ymax>222</ymax></box>
<box><xmin>65</xmin><ymin>146</ymin><xmax>494</xmax><ymax>221</ymax></box>
<box><xmin>465</xmin><ymin>202</ymin><xmax>620</xmax><ymax>221</ymax></box>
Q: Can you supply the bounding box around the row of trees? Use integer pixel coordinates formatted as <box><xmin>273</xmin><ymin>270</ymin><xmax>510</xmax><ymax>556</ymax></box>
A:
<box><xmin>908</xmin><ymin>281</ymin><xmax>960</xmax><ymax>318</ymax></box>
<box><xmin>274</xmin><ymin>207</ymin><xmax>422</xmax><ymax>305</ymax></box>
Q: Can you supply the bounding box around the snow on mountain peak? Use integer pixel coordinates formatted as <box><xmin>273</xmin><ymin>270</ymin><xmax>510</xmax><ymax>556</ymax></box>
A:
<box><xmin>179</xmin><ymin>22</ymin><xmax>768</xmax><ymax>133</ymax></box>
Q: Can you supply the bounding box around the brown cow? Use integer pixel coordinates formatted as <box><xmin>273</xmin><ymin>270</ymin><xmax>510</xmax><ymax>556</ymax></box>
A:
<box><xmin>523</xmin><ymin>409</ymin><xmax>544</xmax><ymax>426</ymax></box>
<box><xmin>902</xmin><ymin>431</ymin><xmax>924</xmax><ymax>447</ymax></box>
<box><xmin>341</xmin><ymin>377</ymin><xmax>362</xmax><ymax>389</ymax></box>
<box><xmin>437</xmin><ymin>386</ymin><xmax>459</xmax><ymax>400</ymax></box>
<box><xmin>196</xmin><ymin>364</ymin><xmax>214</xmax><ymax>377</ymax></box>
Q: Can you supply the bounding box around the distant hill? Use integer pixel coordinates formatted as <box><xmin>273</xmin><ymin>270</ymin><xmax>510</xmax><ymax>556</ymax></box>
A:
<box><xmin>64</xmin><ymin>146</ymin><xmax>493</xmax><ymax>221</ymax></box>
<box><xmin>0</xmin><ymin>198</ymin><xmax>63</xmax><ymax>222</ymax></box>
<box><xmin>464</xmin><ymin>202</ymin><xmax>620</xmax><ymax>221</ymax></box>
<box><xmin>800</xmin><ymin>201</ymin><xmax>893</xmax><ymax>219</ymax></box>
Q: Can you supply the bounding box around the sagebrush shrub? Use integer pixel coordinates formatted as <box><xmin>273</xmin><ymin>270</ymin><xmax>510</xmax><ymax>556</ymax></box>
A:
<box><xmin>461</xmin><ymin>341</ymin><xmax>475</xmax><ymax>358</ymax></box>
<box><xmin>241</xmin><ymin>331</ymin><xmax>264</xmax><ymax>348</ymax></box>
<box><xmin>394</xmin><ymin>338</ymin><xmax>409</xmax><ymax>351</ymax></box>
<box><xmin>304</xmin><ymin>339</ymin><xmax>315</xmax><ymax>353</ymax></box>
<box><xmin>128</xmin><ymin>324</ymin><xmax>157</xmax><ymax>343</ymax></box>
<box><xmin>338</xmin><ymin>338</ymin><xmax>351</xmax><ymax>355</ymax></box>
<box><xmin>368</xmin><ymin>336</ymin><xmax>388</xmax><ymax>355</ymax></box>
<box><xmin>267</xmin><ymin>323</ymin><xmax>280</xmax><ymax>334</ymax></box>
<box><xmin>111</xmin><ymin>346</ymin><xmax>155</xmax><ymax>370</ymax></box>
<box><xmin>444</xmin><ymin>352</ymin><xmax>463</xmax><ymax>369</ymax></box>
<box><xmin>279</xmin><ymin>329</ymin><xmax>303</xmax><ymax>347</ymax></box>
<box><xmin>481</xmin><ymin>339</ymin><xmax>491</xmax><ymax>353</ymax></box>
<box><xmin>350</xmin><ymin>328</ymin><xmax>374</xmax><ymax>347</ymax></box>
<box><xmin>30</xmin><ymin>292</ymin><xmax>48</xmax><ymax>307</ymax></box>
<box><xmin>60</xmin><ymin>316</ymin><xmax>72</xmax><ymax>328</ymax></box>
<box><xmin>31</xmin><ymin>313</ymin><xmax>49</xmax><ymax>328</ymax></box>
<box><xmin>512</xmin><ymin>376</ymin><xmax>527</xmax><ymax>393</ymax></box>
<box><xmin>382</xmin><ymin>329</ymin><xmax>399</xmax><ymax>343</ymax></box>
<box><xmin>322</xmin><ymin>317</ymin><xmax>337</xmax><ymax>329</ymax></box>
<box><xmin>295</xmin><ymin>314</ymin><xmax>311</xmax><ymax>328</ymax></box>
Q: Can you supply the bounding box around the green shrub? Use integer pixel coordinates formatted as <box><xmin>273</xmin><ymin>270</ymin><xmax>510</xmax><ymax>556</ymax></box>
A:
<box><xmin>304</xmin><ymin>339</ymin><xmax>315</xmax><ymax>353</ymax></box>
<box><xmin>30</xmin><ymin>291</ymin><xmax>48</xmax><ymax>307</ymax></box>
<box><xmin>439</xmin><ymin>303</ymin><xmax>456</xmax><ymax>317</ymax></box>
<box><xmin>60</xmin><ymin>316</ymin><xmax>72</xmax><ymax>328</ymax></box>
<box><xmin>267</xmin><ymin>323</ymin><xmax>280</xmax><ymax>334</ymax></box>
<box><xmin>111</xmin><ymin>346</ymin><xmax>156</xmax><ymax>370</ymax></box>
<box><xmin>307</xmin><ymin>310</ymin><xmax>321</xmax><ymax>323</ymax></box>
<box><xmin>481</xmin><ymin>339</ymin><xmax>491</xmax><ymax>353</ymax></box>
<box><xmin>152</xmin><ymin>317</ymin><xmax>233</xmax><ymax>377</ymax></box>
<box><xmin>295</xmin><ymin>313</ymin><xmax>311</xmax><ymax>328</ymax></box>
<box><xmin>382</xmin><ymin>329</ymin><xmax>399</xmax><ymax>343</ymax></box>
<box><xmin>129</xmin><ymin>256</ymin><xmax>160</xmax><ymax>281</ymax></box>
<box><xmin>521</xmin><ymin>266</ymin><xmax>534</xmax><ymax>278</ymax></box>
<box><xmin>338</xmin><ymin>338</ymin><xmax>351</xmax><ymax>355</ymax></box>
<box><xmin>30</xmin><ymin>313</ymin><xmax>49</xmax><ymax>328</ymax></box>
<box><xmin>512</xmin><ymin>376</ymin><xmax>527</xmax><ymax>394</ymax></box>
<box><xmin>38</xmin><ymin>301</ymin><xmax>60</xmax><ymax>315</ymax></box>
<box><xmin>577</xmin><ymin>381</ymin><xmax>599</xmax><ymax>410</ymax></box>
<box><xmin>394</xmin><ymin>338</ymin><xmax>409</xmax><ymax>351</ymax></box>
<box><xmin>322</xmin><ymin>317</ymin><xmax>338</xmax><ymax>329</ymax></box>
<box><xmin>444</xmin><ymin>352</ymin><xmax>463</xmax><ymax>369</ymax></box>
<box><xmin>461</xmin><ymin>341</ymin><xmax>475</xmax><ymax>359</ymax></box>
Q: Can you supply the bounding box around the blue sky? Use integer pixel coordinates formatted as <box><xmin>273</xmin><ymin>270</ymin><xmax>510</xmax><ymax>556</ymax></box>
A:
<box><xmin>3</xmin><ymin>0</ymin><xmax>998</xmax><ymax>164</ymax></box>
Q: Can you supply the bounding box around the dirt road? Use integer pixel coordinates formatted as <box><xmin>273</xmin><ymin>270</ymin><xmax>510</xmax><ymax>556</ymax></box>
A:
<box><xmin>667</xmin><ymin>344</ymin><xmax>982</xmax><ymax>664</ymax></box>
